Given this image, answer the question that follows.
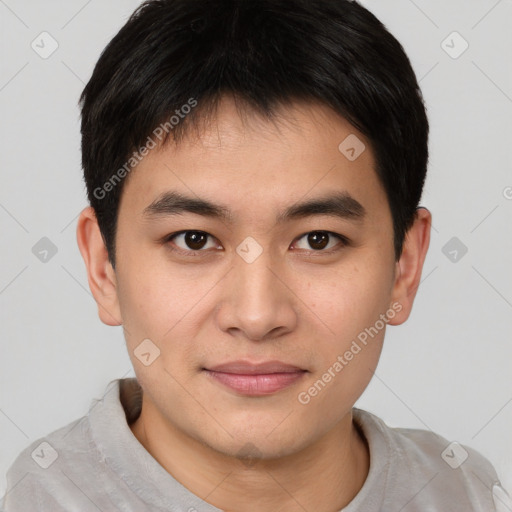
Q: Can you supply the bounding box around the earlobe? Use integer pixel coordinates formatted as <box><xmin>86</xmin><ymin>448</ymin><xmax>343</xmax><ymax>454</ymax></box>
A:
<box><xmin>76</xmin><ymin>207</ymin><xmax>122</xmax><ymax>326</ymax></box>
<box><xmin>387</xmin><ymin>207</ymin><xmax>432</xmax><ymax>326</ymax></box>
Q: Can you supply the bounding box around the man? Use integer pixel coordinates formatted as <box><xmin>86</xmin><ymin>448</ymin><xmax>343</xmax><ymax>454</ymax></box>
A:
<box><xmin>2</xmin><ymin>0</ymin><xmax>509</xmax><ymax>510</ymax></box>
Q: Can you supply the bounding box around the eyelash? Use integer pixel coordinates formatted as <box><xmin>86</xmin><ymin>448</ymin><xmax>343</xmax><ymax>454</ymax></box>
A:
<box><xmin>163</xmin><ymin>230</ymin><xmax>349</xmax><ymax>256</ymax></box>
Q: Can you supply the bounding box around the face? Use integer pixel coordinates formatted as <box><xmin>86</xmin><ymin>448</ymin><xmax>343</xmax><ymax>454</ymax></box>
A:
<box><xmin>93</xmin><ymin>97</ymin><xmax>405</xmax><ymax>459</ymax></box>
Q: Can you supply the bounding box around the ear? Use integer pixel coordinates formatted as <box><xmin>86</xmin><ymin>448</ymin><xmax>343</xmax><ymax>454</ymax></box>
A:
<box><xmin>388</xmin><ymin>207</ymin><xmax>432</xmax><ymax>325</ymax></box>
<box><xmin>76</xmin><ymin>207</ymin><xmax>122</xmax><ymax>326</ymax></box>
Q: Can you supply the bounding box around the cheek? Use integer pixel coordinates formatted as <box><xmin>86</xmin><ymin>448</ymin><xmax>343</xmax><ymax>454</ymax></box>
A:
<box><xmin>296</xmin><ymin>337</ymin><xmax>383</xmax><ymax>430</ymax></box>
<box><xmin>112</xmin><ymin>246</ymin><xmax>193</xmax><ymax>371</ymax></box>
<box><xmin>115</xmin><ymin>260</ymin><xmax>182</xmax><ymax>346</ymax></box>
<box><xmin>296</xmin><ymin>287</ymin><xmax>388</xmax><ymax>419</ymax></box>
<box><xmin>300</xmin><ymin>260</ymin><xmax>393</xmax><ymax>339</ymax></box>
<box><xmin>115</xmin><ymin>258</ymin><xmax>220</xmax><ymax>371</ymax></box>
<box><xmin>294</xmin><ymin>257</ymin><xmax>393</xmax><ymax>402</ymax></box>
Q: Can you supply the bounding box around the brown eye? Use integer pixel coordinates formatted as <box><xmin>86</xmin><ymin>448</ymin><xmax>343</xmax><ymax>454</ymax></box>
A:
<box><xmin>184</xmin><ymin>231</ymin><xmax>208</xmax><ymax>250</ymax></box>
<box><xmin>308</xmin><ymin>232</ymin><xmax>329</xmax><ymax>250</ymax></box>
<box><xmin>293</xmin><ymin>231</ymin><xmax>346</xmax><ymax>252</ymax></box>
<box><xmin>168</xmin><ymin>231</ymin><xmax>218</xmax><ymax>252</ymax></box>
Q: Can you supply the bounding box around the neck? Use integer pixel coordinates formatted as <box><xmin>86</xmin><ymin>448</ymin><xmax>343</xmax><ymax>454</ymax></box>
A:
<box><xmin>129</xmin><ymin>395</ymin><xmax>369</xmax><ymax>512</ymax></box>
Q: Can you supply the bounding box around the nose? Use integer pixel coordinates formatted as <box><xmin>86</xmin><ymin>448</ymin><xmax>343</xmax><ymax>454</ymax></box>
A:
<box><xmin>215</xmin><ymin>247</ymin><xmax>299</xmax><ymax>342</ymax></box>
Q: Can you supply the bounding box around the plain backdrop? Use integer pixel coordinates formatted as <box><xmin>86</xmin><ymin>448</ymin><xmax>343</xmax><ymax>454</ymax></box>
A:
<box><xmin>1</xmin><ymin>0</ymin><xmax>511</xmax><ymax>499</ymax></box>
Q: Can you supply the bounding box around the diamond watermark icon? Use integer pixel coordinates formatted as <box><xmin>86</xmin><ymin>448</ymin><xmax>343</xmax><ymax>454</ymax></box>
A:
<box><xmin>134</xmin><ymin>338</ymin><xmax>161</xmax><ymax>366</ymax></box>
<box><xmin>441</xmin><ymin>442</ymin><xmax>468</xmax><ymax>469</ymax></box>
<box><xmin>31</xmin><ymin>441</ymin><xmax>58</xmax><ymax>469</ymax></box>
<box><xmin>338</xmin><ymin>134</ymin><xmax>366</xmax><ymax>161</ymax></box>
<box><xmin>442</xmin><ymin>237</ymin><xmax>468</xmax><ymax>263</ymax></box>
<box><xmin>31</xmin><ymin>32</ymin><xmax>59</xmax><ymax>59</ymax></box>
<box><xmin>236</xmin><ymin>442</ymin><xmax>263</xmax><ymax>468</ymax></box>
<box><xmin>32</xmin><ymin>237</ymin><xmax>58</xmax><ymax>263</ymax></box>
<box><xmin>236</xmin><ymin>237</ymin><xmax>263</xmax><ymax>264</ymax></box>
<box><xmin>441</xmin><ymin>31</ymin><xmax>469</xmax><ymax>60</ymax></box>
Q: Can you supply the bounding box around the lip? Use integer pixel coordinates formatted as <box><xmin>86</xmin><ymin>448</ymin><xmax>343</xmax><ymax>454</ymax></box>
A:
<box><xmin>203</xmin><ymin>360</ymin><xmax>307</xmax><ymax>396</ymax></box>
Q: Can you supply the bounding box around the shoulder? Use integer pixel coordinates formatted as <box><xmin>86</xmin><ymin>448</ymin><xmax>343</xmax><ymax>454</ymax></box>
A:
<box><xmin>2</xmin><ymin>415</ymin><xmax>109</xmax><ymax>511</ymax></box>
<box><xmin>353</xmin><ymin>408</ymin><xmax>511</xmax><ymax>512</ymax></box>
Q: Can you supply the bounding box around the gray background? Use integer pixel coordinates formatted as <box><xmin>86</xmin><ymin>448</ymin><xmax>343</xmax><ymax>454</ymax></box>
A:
<box><xmin>1</xmin><ymin>0</ymin><xmax>511</xmax><ymax>498</ymax></box>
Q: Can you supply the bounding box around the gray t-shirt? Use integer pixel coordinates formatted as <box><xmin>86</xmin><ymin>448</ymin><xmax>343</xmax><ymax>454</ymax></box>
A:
<box><xmin>1</xmin><ymin>378</ymin><xmax>510</xmax><ymax>511</ymax></box>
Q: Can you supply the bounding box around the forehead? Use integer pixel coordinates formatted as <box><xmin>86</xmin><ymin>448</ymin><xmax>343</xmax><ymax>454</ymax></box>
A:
<box><xmin>118</xmin><ymin>97</ymin><xmax>389</xmax><ymax>226</ymax></box>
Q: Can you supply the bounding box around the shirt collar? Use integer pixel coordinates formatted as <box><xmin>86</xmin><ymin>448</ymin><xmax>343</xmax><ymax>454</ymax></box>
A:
<box><xmin>88</xmin><ymin>378</ymin><xmax>389</xmax><ymax>512</ymax></box>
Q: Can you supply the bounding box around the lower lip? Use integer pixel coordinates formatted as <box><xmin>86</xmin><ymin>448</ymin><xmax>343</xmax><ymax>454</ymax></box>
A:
<box><xmin>204</xmin><ymin>370</ymin><xmax>306</xmax><ymax>395</ymax></box>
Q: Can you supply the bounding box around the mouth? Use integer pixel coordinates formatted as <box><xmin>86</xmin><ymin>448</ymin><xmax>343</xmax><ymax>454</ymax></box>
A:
<box><xmin>202</xmin><ymin>360</ymin><xmax>308</xmax><ymax>396</ymax></box>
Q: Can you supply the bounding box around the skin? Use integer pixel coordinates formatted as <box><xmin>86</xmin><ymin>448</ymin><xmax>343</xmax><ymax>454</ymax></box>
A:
<box><xmin>77</xmin><ymin>96</ymin><xmax>431</xmax><ymax>512</ymax></box>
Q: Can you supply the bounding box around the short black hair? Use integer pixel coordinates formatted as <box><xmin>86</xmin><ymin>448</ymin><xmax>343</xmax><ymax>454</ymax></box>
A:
<box><xmin>80</xmin><ymin>0</ymin><xmax>429</xmax><ymax>267</ymax></box>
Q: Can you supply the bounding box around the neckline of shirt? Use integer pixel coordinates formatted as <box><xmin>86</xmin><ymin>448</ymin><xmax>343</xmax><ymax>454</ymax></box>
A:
<box><xmin>87</xmin><ymin>378</ymin><xmax>392</xmax><ymax>511</ymax></box>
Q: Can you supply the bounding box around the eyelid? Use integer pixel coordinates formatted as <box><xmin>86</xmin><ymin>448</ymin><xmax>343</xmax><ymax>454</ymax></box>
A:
<box><xmin>291</xmin><ymin>231</ymin><xmax>349</xmax><ymax>252</ymax></box>
<box><xmin>164</xmin><ymin>230</ymin><xmax>222</xmax><ymax>254</ymax></box>
<box><xmin>163</xmin><ymin>230</ymin><xmax>349</xmax><ymax>255</ymax></box>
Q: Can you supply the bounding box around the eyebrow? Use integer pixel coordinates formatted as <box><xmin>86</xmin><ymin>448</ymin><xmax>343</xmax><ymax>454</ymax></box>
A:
<box><xmin>142</xmin><ymin>191</ymin><xmax>366</xmax><ymax>224</ymax></box>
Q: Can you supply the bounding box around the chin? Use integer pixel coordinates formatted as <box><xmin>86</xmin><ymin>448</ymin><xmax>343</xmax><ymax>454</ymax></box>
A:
<box><xmin>195</xmin><ymin>421</ymin><xmax>315</xmax><ymax>463</ymax></box>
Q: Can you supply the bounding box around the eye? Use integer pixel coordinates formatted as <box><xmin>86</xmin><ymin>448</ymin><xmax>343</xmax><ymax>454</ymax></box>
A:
<box><xmin>292</xmin><ymin>231</ymin><xmax>347</xmax><ymax>252</ymax></box>
<box><xmin>166</xmin><ymin>231</ymin><xmax>220</xmax><ymax>252</ymax></box>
